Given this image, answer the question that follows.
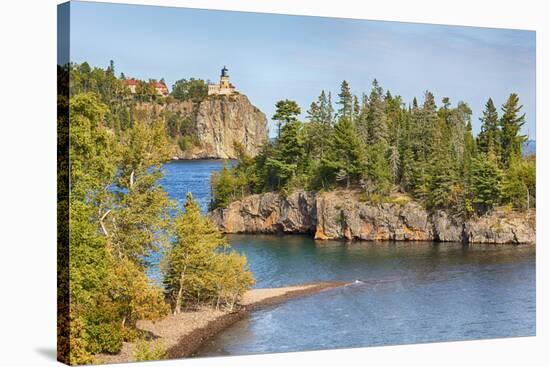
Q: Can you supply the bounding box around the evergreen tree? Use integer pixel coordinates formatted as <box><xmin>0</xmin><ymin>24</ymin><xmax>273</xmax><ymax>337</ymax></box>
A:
<box><xmin>461</xmin><ymin>120</ymin><xmax>477</xmax><ymax>215</ymax></box>
<box><xmin>477</xmin><ymin>98</ymin><xmax>500</xmax><ymax>156</ymax></box>
<box><xmin>352</xmin><ymin>95</ymin><xmax>360</xmax><ymax>123</ymax></box>
<box><xmin>499</xmin><ymin>93</ymin><xmax>526</xmax><ymax>167</ymax></box>
<box><xmin>306</xmin><ymin>101</ymin><xmax>320</xmax><ymax>123</ymax></box>
<box><xmin>272</xmin><ymin>99</ymin><xmax>301</xmax><ymax>138</ymax></box>
<box><xmin>265</xmin><ymin>119</ymin><xmax>305</xmax><ymax>191</ymax></box>
<box><xmin>336</xmin><ymin>80</ymin><xmax>353</xmax><ymax>121</ymax></box>
<box><xmin>471</xmin><ymin>153</ymin><xmax>503</xmax><ymax>213</ymax></box>
<box><xmin>365</xmin><ymin>142</ymin><xmax>392</xmax><ymax>195</ymax></box>
<box><xmin>366</xmin><ymin>79</ymin><xmax>389</xmax><ymax>146</ymax></box>
<box><xmin>428</xmin><ymin>126</ymin><xmax>456</xmax><ymax>209</ymax></box>
<box><xmin>323</xmin><ymin>117</ymin><xmax>366</xmax><ymax>188</ymax></box>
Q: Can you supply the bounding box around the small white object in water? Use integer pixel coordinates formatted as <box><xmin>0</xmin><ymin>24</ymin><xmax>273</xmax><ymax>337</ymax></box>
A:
<box><xmin>354</xmin><ymin>279</ymin><xmax>363</xmax><ymax>284</ymax></box>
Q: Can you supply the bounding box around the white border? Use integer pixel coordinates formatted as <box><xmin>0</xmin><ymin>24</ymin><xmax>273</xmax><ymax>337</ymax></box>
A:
<box><xmin>0</xmin><ymin>0</ymin><xmax>547</xmax><ymax>366</ymax></box>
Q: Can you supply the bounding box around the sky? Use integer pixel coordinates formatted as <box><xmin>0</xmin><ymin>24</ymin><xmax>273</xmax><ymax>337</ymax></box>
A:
<box><xmin>67</xmin><ymin>1</ymin><xmax>536</xmax><ymax>139</ymax></box>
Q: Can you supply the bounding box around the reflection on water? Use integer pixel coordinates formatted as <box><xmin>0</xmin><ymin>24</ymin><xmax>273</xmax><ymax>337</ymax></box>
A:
<box><xmin>157</xmin><ymin>160</ymin><xmax>536</xmax><ymax>356</ymax></box>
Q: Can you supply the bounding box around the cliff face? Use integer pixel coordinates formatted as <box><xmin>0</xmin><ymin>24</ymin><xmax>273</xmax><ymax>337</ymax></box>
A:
<box><xmin>180</xmin><ymin>94</ymin><xmax>267</xmax><ymax>159</ymax></box>
<box><xmin>209</xmin><ymin>190</ymin><xmax>535</xmax><ymax>245</ymax></box>
<box><xmin>135</xmin><ymin>94</ymin><xmax>268</xmax><ymax>159</ymax></box>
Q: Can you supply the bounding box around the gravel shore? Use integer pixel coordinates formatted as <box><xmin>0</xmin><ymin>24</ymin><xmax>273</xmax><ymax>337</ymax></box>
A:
<box><xmin>98</xmin><ymin>281</ymin><xmax>348</xmax><ymax>364</ymax></box>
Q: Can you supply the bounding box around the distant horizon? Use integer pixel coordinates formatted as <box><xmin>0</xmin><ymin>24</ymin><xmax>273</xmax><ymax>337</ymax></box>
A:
<box><xmin>68</xmin><ymin>1</ymin><xmax>536</xmax><ymax>139</ymax></box>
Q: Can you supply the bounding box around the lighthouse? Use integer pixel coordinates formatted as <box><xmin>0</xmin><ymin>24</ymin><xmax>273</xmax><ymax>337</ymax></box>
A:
<box><xmin>208</xmin><ymin>66</ymin><xmax>237</xmax><ymax>96</ymax></box>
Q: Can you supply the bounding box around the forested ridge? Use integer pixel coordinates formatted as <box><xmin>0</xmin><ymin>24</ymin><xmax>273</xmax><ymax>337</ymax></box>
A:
<box><xmin>58</xmin><ymin>62</ymin><xmax>254</xmax><ymax>365</ymax></box>
<box><xmin>68</xmin><ymin>61</ymin><xmax>210</xmax><ymax>154</ymax></box>
<box><xmin>211</xmin><ymin>79</ymin><xmax>535</xmax><ymax>217</ymax></box>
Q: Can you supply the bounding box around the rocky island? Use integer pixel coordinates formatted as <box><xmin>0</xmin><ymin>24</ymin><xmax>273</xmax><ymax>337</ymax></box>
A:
<box><xmin>209</xmin><ymin>189</ymin><xmax>535</xmax><ymax>244</ymax></box>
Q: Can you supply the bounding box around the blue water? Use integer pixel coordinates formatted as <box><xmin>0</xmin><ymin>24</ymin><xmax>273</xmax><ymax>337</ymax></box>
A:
<box><xmin>159</xmin><ymin>159</ymin><xmax>232</xmax><ymax>212</ymax></box>
<box><xmin>157</xmin><ymin>160</ymin><xmax>536</xmax><ymax>356</ymax></box>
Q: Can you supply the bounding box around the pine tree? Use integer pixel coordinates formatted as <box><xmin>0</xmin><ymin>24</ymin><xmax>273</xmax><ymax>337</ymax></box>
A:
<box><xmin>471</xmin><ymin>153</ymin><xmax>503</xmax><ymax>213</ymax></box>
<box><xmin>428</xmin><ymin>125</ymin><xmax>456</xmax><ymax>209</ymax></box>
<box><xmin>499</xmin><ymin>93</ymin><xmax>526</xmax><ymax>167</ymax></box>
<box><xmin>366</xmin><ymin>142</ymin><xmax>392</xmax><ymax>195</ymax></box>
<box><xmin>265</xmin><ymin>120</ymin><xmax>305</xmax><ymax>191</ymax></box>
<box><xmin>306</xmin><ymin>101</ymin><xmax>320</xmax><ymax>123</ymax></box>
<box><xmin>323</xmin><ymin>117</ymin><xmax>366</xmax><ymax>188</ymax></box>
<box><xmin>367</xmin><ymin>79</ymin><xmax>389</xmax><ymax>146</ymax></box>
<box><xmin>477</xmin><ymin>98</ymin><xmax>500</xmax><ymax>156</ymax></box>
<box><xmin>336</xmin><ymin>80</ymin><xmax>353</xmax><ymax>121</ymax></box>
<box><xmin>352</xmin><ymin>95</ymin><xmax>360</xmax><ymax>123</ymax></box>
<box><xmin>272</xmin><ymin>99</ymin><xmax>301</xmax><ymax>138</ymax></box>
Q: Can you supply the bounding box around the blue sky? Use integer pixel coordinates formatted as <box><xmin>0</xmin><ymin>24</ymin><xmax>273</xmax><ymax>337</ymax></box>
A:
<box><xmin>68</xmin><ymin>1</ymin><xmax>536</xmax><ymax>139</ymax></box>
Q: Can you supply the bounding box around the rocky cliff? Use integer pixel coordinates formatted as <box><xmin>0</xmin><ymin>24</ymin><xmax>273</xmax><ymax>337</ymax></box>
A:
<box><xmin>181</xmin><ymin>94</ymin><xmax>268</xmax><ymax>159</ymax></box>
<box><xmin>135</xmin><ymin>94</ymin><xmax>268</xmax><ymax>159</ymax></box>
<box><xmin>209</xmin><ymin>190</ymin><xmax>535</xmax><ymax>244</ymax></box>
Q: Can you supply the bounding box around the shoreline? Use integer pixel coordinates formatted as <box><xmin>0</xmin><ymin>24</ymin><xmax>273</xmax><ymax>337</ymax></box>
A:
<box><xmin>98</xmin><ymin>281</ymin><xmax>349</xmax><ymax>364</ymax></box>
<box><xmin>209</xmin><ymin>189</ymin><xmax>536</xmax><ymax>245</ymax></box>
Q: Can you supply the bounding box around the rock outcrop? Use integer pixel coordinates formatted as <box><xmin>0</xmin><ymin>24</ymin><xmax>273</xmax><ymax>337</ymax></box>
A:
<box><xmin>209</xmin><ymin>189</ymin><xmax>535</xmax><ymax>245</ymax></box>
<box><xmin>182</xmin><ymin>94</ymin><xmax>267</xmax><ymax>159</ymax></box>
<box><xmin>134</xmin><ymin>94</ymin><xmax>268</xmax><ymax>159</ymax></box>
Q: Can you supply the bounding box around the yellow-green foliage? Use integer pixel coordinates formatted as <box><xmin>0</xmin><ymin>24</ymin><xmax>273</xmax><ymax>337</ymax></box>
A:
<box><xmin>384</xmin><ymin>194</ymin><xmax>412</xmax><ymax>206</ymax></box>
<box><xmin>65</xmin><ymin>88</ymin><xmax>173</xmax><ymax>364</ymax></box>
<box><xmin>134</xmin><ymin>339</ymin><xmax>167</xmax><ymax>362</ymax></box>
<box><xmin>164</xmin><ymin>194</ymin><xmax>255</xmax><ymax>313</ymax></box>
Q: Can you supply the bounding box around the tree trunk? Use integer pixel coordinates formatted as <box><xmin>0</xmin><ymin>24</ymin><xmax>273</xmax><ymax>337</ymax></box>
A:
<box><xmin>174</xmin><ymin>269</ymin><xmax>186</xmax><ymax>314</ymax></box>
<box><xmin>129</xmin><ymin>170</ymin><xmax>135</xmax><ymax>188</ymax></box>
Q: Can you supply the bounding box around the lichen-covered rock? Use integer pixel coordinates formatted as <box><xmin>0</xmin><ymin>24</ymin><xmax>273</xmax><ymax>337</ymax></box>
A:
<box><xmin>465</xmin><ymin>209</ymin><xmax>535</xmax><ymax>244</ymax></box>
<box><xmin>209</xmin><ymin>191</ymin><xmax>316</xmax><ymax>234</ymax></box>
<box><xmin>208</xmin><ymin>190</ymin><xmax>535</xmax><ymax>245</ymax></box>
<box><xmin>432</xmin><ymin>210</ymin><xmax>464</xmax><ymax>242</ymax></box>
<box><xmin>314</xmin><ymin>191</ymin><xmax>434</xmax><ymax>241</ymax></box>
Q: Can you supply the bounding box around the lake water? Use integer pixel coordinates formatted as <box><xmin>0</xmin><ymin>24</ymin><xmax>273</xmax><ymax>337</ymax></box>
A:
<box><xmin>158</xmin><ymin>160</ymin><xmax>536</xmax><ymax>356</ymax></box>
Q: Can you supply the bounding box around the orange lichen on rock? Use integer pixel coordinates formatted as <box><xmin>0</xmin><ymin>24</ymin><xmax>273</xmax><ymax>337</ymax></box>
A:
<box><xmin>314</xmin><ymin>227</ymin><xmax>329</xmax><ymax>240</ymax></box>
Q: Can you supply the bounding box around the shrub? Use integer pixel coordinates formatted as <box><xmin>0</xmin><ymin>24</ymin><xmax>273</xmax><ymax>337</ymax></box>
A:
<box><xmin>85</xmin><ymin>321</ymin><xmax>123</xmax><ymax>355</ymax></box>
<box><xmin>134</xmin><ymin>339</ymin><xmax>167</xmax><ymax>362</ymax></box>
<box><xmin>178</xmin><ymin>136</ymin><xmax>193</xmax><ymax>151</ymax></box>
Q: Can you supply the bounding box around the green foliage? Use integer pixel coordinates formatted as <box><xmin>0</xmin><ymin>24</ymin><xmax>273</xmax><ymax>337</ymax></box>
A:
<box><xmin>477</xmin><ymin>98</ymin><xmax>500</xmax><ymax>156</ymax></box>
<box><xmin>265</xmin><ymin>120</ymin><xmax>306</xmax><ymax>191</ymax></box>
<box><xmin>166</xmin><ymin>112</ymin><xmax>193</xmax><ymax>139</ymax></box>
<box><xmin>324</xmin><ymin>117</ymin><xmax>366</xmax><ymax>188</ymax></box>
<box><xmin>499</xmin><ymin>93</ymin><xmax>527</xmax><ymax>167</ymax></box>
<box><xmin>336</xmin><ymin>80</ymin><xmax>353</xmax><ymax>121</ymax></box>
<box><xmin>134</xmin><ymin>340</ymin><xmax>167</xmax><ymax>362</ymax></box>
<box><xmin>164</xmin><ymin>194</ymin><xmax>254</xmax><ymax>313</ymax></box>
<box><xmin>85</xmin><ymin>321</ymin><xmax>123</xmax><ymax>355</ymax></box>
<box><xmin>209</xmin><ymin>81</ymin><xmax>534</xmax><ymax>218</ymax></box>
<box><xmin>171</xmin><ymin>78</ymin><xmax>208</xmax><ymax>102</ymax></box>
<box><xmin>210</xmin><ymin>162</ymin><xmax>237</xmax><ymax>209</ymax></box>
<box><xmin>272</xmin><ymin>99</ymin><xmax>301</xmax><ymax>138</ymax></box>
<box><xmin>65</xmin><ymin>62</ymin><xmax>180</xmax><ymax>364</ymax></box>
<box><xmin>502</xmin><ymin>155</ymin><xmax>536</xmax><ymax>210</ymax></box>
<box><xmin>471</xmin><ymin>154</ymin><xmax>503</xmax><ymax>213</ymax></box>
<box><xmin>63</xmin><ymin>60</ymin><xmax>261</xmax><ymax>365</ymax></box>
